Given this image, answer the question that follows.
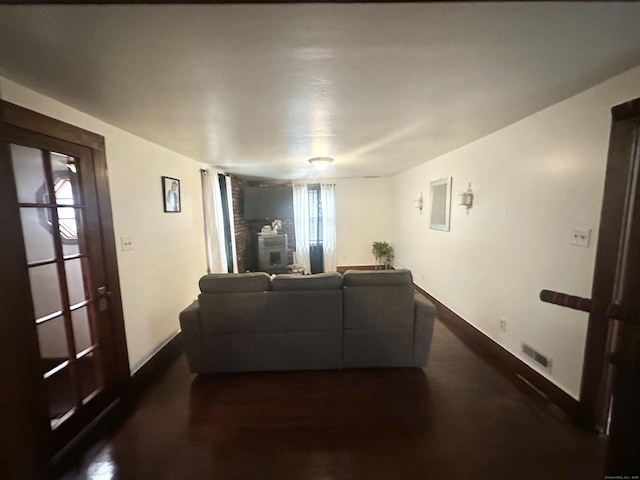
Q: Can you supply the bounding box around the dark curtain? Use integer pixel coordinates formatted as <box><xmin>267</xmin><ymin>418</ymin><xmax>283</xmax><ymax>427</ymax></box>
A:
<box><xmin>309</xmin><ymin>245</ymin><xmax>324</xmax><ymax>274</ymax></box>
<box><xmin>308</xmin><ymin>184</ymin><xmax>323</xmax><ymax>274</ymax></box>
<box><xmin>218</xmin><ymin>174</ymin><xmax>234</xmax><ymax>273</ymax></box>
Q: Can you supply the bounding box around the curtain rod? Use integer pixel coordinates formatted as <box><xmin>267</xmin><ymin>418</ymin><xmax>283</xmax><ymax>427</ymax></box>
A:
<box><xmin>200</xmin><ymin>168</ymin><xmax>231</xmax><ymax>176</ymax></box>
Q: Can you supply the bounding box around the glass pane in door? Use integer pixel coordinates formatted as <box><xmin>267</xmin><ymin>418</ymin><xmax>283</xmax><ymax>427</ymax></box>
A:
<box><xmin>78</xmin><ymin>351</ymin><xmax>101</xmax><ymax>401</ymax></box>
<box><xmin>38</xmin><ymin>320</ymin><xmax>76</xmax><ymax>428</ymax></box>
<box><xmin>45</xmin><ymin>367</ymin><xmax>75</xmax><ymax>429</ymax></box>
<box><xmin>61</xmin><ymin>208</ymin><xmax>85</xmax><ymax>257</ymax></box>
<box><xmin>19</xmin><ymin>207</ymin><xmax>56</xmax><ymax>264</ymax></box>
<box><xmin>71</xmin><ymin>307</ymin><xmax>93</xmax><ymax>353</ymax></box>
<box><xmin>72</xmin><ymin>307</ymin><xmax>104</xmax><ymax>401</ymax></box>
<box><xmin>65</xmin><ymin>258</ymin><xmax>88</xmax><ymax>306</ymax></box>
<box><xmin>37</xmin><ymin>314</ymin><xmax>69</xmax><ymax>373</ymax></box>
<box><xmin>51</xmin><ymin>152</ymin><xmax>80</xmax><ymax>204</ymax></box>
<box><xmin>51</xmin><ymin>153</ymin><xmax>82</xmax><ymax>253</ymax></box>
<box><xmin>28</xmin><ymin>264</ymin><xmax>63</xmax><ymax>319</ymax></box>
<box><xmin>11</xmin><ymin>144</ymin><xmax>48</xmax><ymax>204</ymax></box>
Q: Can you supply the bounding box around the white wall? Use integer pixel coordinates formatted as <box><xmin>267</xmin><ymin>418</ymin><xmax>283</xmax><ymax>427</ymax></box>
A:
<box><xmin>329</xmin><ymin>177</ymin><xmax>394</xmax><ymax>267</ymax></box>
<box><xmin>391</xmin><ymin>65</ymin><xmax>640</xmax><ymax>398</ymax></box>
<box><xmin>1</xmin><ymin>77</ymin><xmax>208</xmax><ymax>373</ymax></box>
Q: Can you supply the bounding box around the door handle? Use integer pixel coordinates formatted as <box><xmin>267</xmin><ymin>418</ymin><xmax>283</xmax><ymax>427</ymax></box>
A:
<box><xmin>97</xmin><ymin>286</ymin><xmax>111</xmax><ymax>311</ymax></box>
<box><xmin>97</xmin><ymin>286</ymin><xmax>111</xmax><ymax>298</ymax></box>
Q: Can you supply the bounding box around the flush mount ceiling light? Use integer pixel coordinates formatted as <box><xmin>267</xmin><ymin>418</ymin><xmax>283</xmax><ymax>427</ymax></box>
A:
<box><xmin>308</xmin><ymin>157</ymin><xmax>334</xmax><ymax>172</ymax></box>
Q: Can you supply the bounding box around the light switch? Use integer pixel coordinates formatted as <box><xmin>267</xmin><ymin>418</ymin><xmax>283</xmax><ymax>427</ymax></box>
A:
<box><xmin>570</xmin><ymin>228</ymin><xmax>591</xmax><ymax>247</ymax></box>
<box><xmin>121</xmin><ymin>236</ymin><xmax>134</xmax><ymax>251</ymax></box>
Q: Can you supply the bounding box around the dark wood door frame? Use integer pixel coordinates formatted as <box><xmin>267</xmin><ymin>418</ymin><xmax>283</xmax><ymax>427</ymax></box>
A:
<box><xmin>0</xmin><ymin>101</ymin><xmax>130</xmax><ymax>476</ymax></box>
<box><xmin>579</xmin><ymin>97</ymin><xmax>640</xmax><ymax>431</ymax></box>
<box><xmin>0</xmin><ymin>102</ymin><xmax>50</xmax><ymax>480</ymax></box>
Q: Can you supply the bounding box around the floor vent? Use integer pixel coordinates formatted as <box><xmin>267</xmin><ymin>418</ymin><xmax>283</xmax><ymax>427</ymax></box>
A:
<box><xmin>522</xmin><ymin>343</ymin><xmax>552</xmax><ymax>373</ymax></box>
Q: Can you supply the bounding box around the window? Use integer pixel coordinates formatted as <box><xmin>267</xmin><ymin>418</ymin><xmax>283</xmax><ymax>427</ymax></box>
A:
<box><xmin>307</xmin><ymin>184</ymin><xmax>324</xmax><ymax>273</ymax></box>
<box><xmin>308</xmin><ymin>184</ymin><xmax>322</xmax><ymax>246</ymax></box>
<box><xmin>36</xmin><ymin>156</ymin><xmax>80</xmax><ymax>245</ymax></box>
<box><xmin>53</xmin><ymin>177</ymin><xmax>78</xmax><ymax>242</ymax></box>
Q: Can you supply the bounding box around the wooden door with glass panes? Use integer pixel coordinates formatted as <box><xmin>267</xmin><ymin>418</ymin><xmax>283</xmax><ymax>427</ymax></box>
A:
<box><xmin>4</xmin><ymin>123</ymin><xmax>124</xmax><ymax>457</ymax></box>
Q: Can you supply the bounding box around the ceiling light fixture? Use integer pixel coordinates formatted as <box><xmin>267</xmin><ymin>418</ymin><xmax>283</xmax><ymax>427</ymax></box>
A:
<box><xmin>308</xmin><ymin>157</ymin><xmax>334</xmax><ymax>172</ymax></box>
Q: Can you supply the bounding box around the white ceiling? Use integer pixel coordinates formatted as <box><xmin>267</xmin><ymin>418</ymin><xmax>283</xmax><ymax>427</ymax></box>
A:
<box><xmin>1</xmin><ymin>3</ymin><xmax>640</xmax><ymax>179</ymax></box>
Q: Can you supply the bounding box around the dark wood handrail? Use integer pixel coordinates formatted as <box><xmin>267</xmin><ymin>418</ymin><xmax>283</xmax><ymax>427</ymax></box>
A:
<box><xmin>539</xmin><ymin>290</ymin><xmax>640</xmax><ymax>327</ymax></box>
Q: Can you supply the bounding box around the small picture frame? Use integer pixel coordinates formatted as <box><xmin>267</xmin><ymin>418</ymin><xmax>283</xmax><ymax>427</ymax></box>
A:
<box><xmin>162</xmin><ymin>176</ymin><xmax>181</xmax><ymax>213</ymax></box>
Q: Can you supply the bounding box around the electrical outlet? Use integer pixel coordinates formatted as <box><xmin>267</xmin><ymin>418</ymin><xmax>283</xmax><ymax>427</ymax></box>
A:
<box><xmin>121</xmin><ymin>236</ymin><xmax>134</xmax><ymax>251</ymax></box>
<box><xmin>570</xmin><ymin>228</ymin><xmax>591</xmax><ymax>247</ymax></box>
<box><xmin>499</xmin><ymin>318</ymin><xmax>507</xmax><ymax>333</ymax></box>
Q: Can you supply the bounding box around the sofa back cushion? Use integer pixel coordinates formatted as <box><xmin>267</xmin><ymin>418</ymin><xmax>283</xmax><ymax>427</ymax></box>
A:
<box><xmin>198</xmin><ymin>272</ymin><xmax>343</xmax><ymax>335</ymax></box>
<box><xmin>271</xmin><ymin>272</ymin><xmax>343</xmax><ymax>291</ymax></box>
<box><xmin>343</xmin><ymin>269</ymin><xmax>414</xmax><ymax>330</ymax></box>
<box><xmin>343</xmin><ymin>269</ymin><xmax>413</xmax><ymax>287</ymax></box>
<box><xmin>199</xmin><ymin>272</ymin><xmax>271</xmax><ymax>293</ymax></box>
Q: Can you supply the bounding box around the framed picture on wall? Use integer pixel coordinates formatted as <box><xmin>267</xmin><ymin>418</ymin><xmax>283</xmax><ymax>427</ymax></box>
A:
<box><xmin>162</xmin><ymin>176</ymin><xmax>181</xmax><ymax>213</ymax></box>
<box><xmin>429</xmin><ymin>177</ymin><xmax>451</xmax><ymax>231</ymax></box>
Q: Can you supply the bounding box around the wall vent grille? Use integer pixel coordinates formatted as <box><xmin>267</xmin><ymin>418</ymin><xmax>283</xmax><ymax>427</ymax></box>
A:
<box><xmin>522</xmin><ymin>343</ymin><xmax>552</xmax><ymax>373</ymax></box>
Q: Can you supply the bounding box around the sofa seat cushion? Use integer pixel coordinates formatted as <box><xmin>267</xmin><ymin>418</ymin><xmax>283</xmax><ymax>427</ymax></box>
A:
<box><xmin>343</xmin><ymin>329</ymin><xmax>414</xmax><ymax>367</ymax></box>
<box><xmin>201</xmin><ymin>331</ymin><xmax>343</xmax><ymax>372</ymax></box>
<box><xmin>199</xmin><ymin>272</ymin><xmax>271</xmax><ymax>293</ymax></box>
<box><xmin>272</xmin><ymin>272</ymin><xmax>343</xmax><ymax>291</ymax></box>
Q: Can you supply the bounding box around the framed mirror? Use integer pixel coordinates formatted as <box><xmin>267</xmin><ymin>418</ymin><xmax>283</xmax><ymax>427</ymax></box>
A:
<box><xmin>429</xmin><ymin>177</ymin><xmax>451</xmax><ymax>231</ymax></box>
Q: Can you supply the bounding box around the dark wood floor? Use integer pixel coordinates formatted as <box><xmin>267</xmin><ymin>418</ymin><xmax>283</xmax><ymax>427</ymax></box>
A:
<box><xmin>58</xmin><ymin>320</ymin><xmax>605</xmax><ymax>480</ymax></box>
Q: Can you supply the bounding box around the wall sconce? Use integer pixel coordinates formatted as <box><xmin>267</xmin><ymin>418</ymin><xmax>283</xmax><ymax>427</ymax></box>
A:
<box><xmin>415</xmin><ymin>192</ymin><xmax>424</xmax><ymax>214</ymax></box>
<box><xmin>458</xmin><ymin>183</ymin><xmax>474</xmax><ymax>213</ymax></box>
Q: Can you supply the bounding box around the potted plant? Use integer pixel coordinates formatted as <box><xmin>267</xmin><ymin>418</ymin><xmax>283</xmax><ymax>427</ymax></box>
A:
<box><xmin>371</xmin><ymin>241</ymin><xmax>394</xmax><ymax>270</ymax></box>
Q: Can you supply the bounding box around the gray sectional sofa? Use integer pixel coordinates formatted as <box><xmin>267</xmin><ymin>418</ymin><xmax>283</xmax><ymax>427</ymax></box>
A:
<box><xmin>179</xmin><ymin>269</ymin><xmax>435</xmax><ymax>373</ymax></box>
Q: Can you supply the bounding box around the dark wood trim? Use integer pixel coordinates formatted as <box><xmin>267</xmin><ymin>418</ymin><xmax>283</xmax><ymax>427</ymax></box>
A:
<box><xmin>540</xmin><ymin>289</ymin><xmax>640</xmax><ymax>326</ymax></box>
<box><xmin>0</xmin><ymin>98</ymin><xmax>50</xmax><ymax>480</ymax></box>
<box><xmin>50</xmin><ymin>398</ymin><xmax>124</xmax><ymax>470</ymax></box>
<box><xmin>126</xmin><ymin>332</ymin><xmax>184</xmax><ymax>400</ymax></box>
<box><xmin>580</xmin><ymin>98</ymin><xmax>640</xmax><ymax>431</ymax></box>
<box><xmin>1</xmin><ymin>101</ymin><xmax>104</xmax><ymax>150</ymax></box>
<box><xmin>51</xmin><ymin>332</ymin><xmax>183</xmax><ymax>475</ymax></box>
<box><xmin>414</xmin><ymin>285</ymin><xmax>581</xmax><ymax>421</ymax></box>
<box><xmin>92</xmin><ymin>141</ymin><xmax>132</xmax><ymax>391</ymax></box>
<box><xmin>611</xmin><ymin>97</ymin><xmax>640</xmax><ymax>122</ymax></box>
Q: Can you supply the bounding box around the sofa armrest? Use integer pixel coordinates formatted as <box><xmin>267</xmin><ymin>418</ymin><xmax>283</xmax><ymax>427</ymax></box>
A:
<box><xmin>179</xmin><ymin>301</ymin><xmax>205</xmax><ymax>373</ymax></box>
<box><xmin>413</xmin><ymin>293</ymin><xmax>436</xmax><ymax>367</ymax></box>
